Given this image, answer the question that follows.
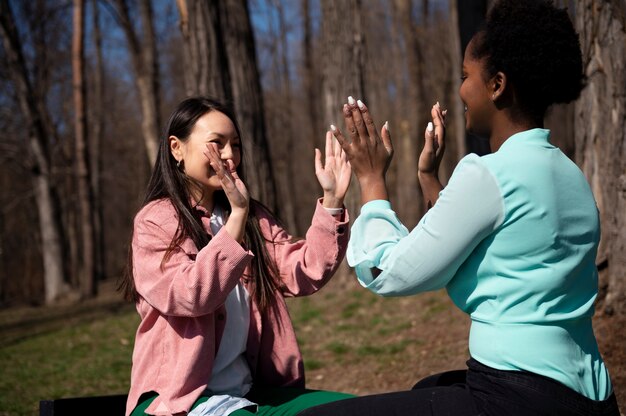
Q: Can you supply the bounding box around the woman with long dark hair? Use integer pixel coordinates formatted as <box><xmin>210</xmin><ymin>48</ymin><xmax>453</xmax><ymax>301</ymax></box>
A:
<box><xmin>299</xmin><ymin>1</ymin><xmax>620</xmax><ymax>415</ymax></box>
<box><xmin>120</xmin><ymin>96</ymin><xmax>353</xmax><ymax>416</ymax></box>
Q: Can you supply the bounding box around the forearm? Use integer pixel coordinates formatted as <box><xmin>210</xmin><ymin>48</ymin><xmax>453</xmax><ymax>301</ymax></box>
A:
<box><xmin>264</xmin><ymin>201</ymin><xmax>349</xmax><ymax>296</ymax></box>
<box><xmin>223</xmin><ymin>208</ymin><xmax>248</xmax><ymax>243</ymax></box>
<box><xmin>418</xmin><ymin>172</ymin><xmax>443</xmax><ymax>210</ymax></box>
<box><xmin>358</xmin><ymin>175</ymin><xmax>389</xmax><ymax>205</ymax></box>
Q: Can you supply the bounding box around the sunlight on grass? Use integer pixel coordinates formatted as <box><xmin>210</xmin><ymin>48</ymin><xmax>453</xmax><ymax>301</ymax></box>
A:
<box><xmin>0</xmin><ymin>306</ymin><xmax>138</xmax><ymax>416</ymax></box>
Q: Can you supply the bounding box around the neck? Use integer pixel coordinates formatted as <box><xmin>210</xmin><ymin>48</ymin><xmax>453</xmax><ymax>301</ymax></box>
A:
<box><xmin>192</xmin><ymin>187</ymin><xmax>215</xmax><ymax>212</ymax></box>
<box><xmin>488</xmin><ymin>111</ymin><xmax>543</xmax><ymax>152</ymax></box>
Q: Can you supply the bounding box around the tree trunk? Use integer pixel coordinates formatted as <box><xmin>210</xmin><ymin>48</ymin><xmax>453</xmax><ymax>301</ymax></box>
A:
<box><xmin>456</xmin><ymin>0</ymin><xmax>490</xmax><ymax>156</ymax></box>
<box><xmin>176</xmin><ymin>0</ymin><xmax>278</xmax><ymax>209</ymax></box>
<box><xmin>176</xmin><ymin>0</ymin><xmax>232</xmax><ymax>99</ymax></box>
<box><xmin>115</xmin><ymin>0</ymin><xmax>161</xmax><ymax>168</ymax></box>
<box><xmin>392</xmin><ymin>0</ymin><xmax>426</xmax><ymax>226</ymax></box>
<box><xmin>266</xmin><ymin>0</ymin><xmax>298</xmax><ymax>233</ymax></box>
<box><xmin>220</xmin><ymin>0</ymin><xmax>277</xmax><ymax>208</ymax></box>
<box><xmin>575</xmin><ymin>0</ymin><xmax>626</xmax><ymax>315</ymax></box>
<box><xmin>0</xmin><ymin>0</ymin><xmax>67</xmax><ymax>303</ymax></box>
<box><xmin>320</xmin><ymin>0</ymin><xmax>367</xmax><ymax>221</ymax></box>
<box><xmin>448</xmin><ymin>0</ymin><xmax>468</xmax><ymax>163</ymax></box>
<box><xmin>90</xmin><ymin>0</ymin><xmax>105</xmax><ymax>282</ymax></box>
<box><xmin>72</xmin><ymin>0</ymin><xmax>96</xmax><ymax>298</ymax></box>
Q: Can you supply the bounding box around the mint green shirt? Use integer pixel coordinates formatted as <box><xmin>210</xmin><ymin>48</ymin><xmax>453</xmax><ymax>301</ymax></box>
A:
<box><xmin>348</xmin><ymin>129</ymin><xmax>612</xmax><ymax>400</ymax></box>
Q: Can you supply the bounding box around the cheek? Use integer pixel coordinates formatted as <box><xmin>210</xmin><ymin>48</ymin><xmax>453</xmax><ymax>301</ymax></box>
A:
<box><xmin>232</xmin><ymin>151</ymin><xmax>242</xmax><ymax>167</ymax></box>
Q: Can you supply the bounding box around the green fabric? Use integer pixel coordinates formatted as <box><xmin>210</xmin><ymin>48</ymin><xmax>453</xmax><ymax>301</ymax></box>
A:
<box><xmin>129</xmin><ymin>392</ymin><xmax>157</xmax><ymax>416</ymax></box>
<box><xmin>130</xmin><ymin>387</ymin><xmax>353</xmax><ymax>416</ymax></box>
<box><xmin>233</xmin><ymin>387</ymin><xmax>354</xmax><ymax>416</ymax></box>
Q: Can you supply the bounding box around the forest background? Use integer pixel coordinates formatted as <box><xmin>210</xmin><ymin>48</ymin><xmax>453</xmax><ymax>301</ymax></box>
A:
<box><xmin>0</xmin><ymin>0</ymin><xmax>624</xmax><ymax>413</ymax></box>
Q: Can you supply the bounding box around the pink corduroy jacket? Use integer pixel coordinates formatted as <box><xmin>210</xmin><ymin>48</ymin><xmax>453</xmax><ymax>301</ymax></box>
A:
<box><xmin>125</xmin><ymin>198</ymin><xmax>349</xmax><ymax>416</ymax></box>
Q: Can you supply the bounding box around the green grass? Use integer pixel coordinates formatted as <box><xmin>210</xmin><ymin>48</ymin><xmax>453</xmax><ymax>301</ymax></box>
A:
<box><xmin>0</xmin><ymin>306</ymin><xmax>138</xmax><ymax>416</ymax></box>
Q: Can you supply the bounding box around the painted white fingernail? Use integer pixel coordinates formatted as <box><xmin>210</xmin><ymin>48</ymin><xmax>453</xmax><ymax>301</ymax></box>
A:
<box><xmin>348</xmin><ymin>96</ymin><xmax>355</xmax><ymax>105</ymax></box>
<box><xmin>427</xmin><ymin>122</ymin><xmax>434</xmax><ymax>132</ymax></box>
<box><xmin>357</xmin><ymin>99</ymin><xmax>365</xmax><ymax>109</ymax></box>
<box><xmin>384</xmin><ymin>121</ymin><xmax>389</xmax><ymax>132</ymax></box>
<box><xmin>330</xmin><ymin>124</ymin><xmax>337</xmax><ymax>132</ymax></box>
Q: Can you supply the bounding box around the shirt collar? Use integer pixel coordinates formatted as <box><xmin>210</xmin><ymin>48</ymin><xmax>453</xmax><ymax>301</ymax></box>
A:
<box><xmin>499</xmin><ymin>128</ymin><xmax>553</xmax><ymax>152</ymax></box>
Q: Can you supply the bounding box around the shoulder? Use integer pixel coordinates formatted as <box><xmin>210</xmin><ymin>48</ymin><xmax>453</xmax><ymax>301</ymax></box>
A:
<box><xmin>450</xmin><ymin>153</ymin><xmax>497</xmax><ymax>185</ymax></box>
<box><xmin>134</xmin><ymin>198</ymin><xmax>179</xmax><ymax>234</ymax></box>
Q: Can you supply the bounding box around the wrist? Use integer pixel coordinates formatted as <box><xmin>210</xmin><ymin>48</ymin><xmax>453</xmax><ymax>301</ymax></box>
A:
<box><xmin>358</xmin><ymin>176</ymin><xmax>388</xmax><ymax>204</ymax></box>
<box><xmin>229</xmin><ymin>206</ymin><xmax>249</xmax><ymax>220</ymax></box>
<box><xmin>418</xmin><ymin>171</ymin><xmax>440</xmax><ymax>183</ymax></box>
<box><xmin>322</xmin><ymin>194</ymin><xmax>343</xmax><ymax>209</ymax></box>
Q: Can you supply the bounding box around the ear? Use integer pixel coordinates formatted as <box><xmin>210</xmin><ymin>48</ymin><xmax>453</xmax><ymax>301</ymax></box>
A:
<box><xmin>490</xmin><ymin>71</ymin><xmax>507</xmax><ymax>102</ymax></box>
<box><xmin>169</xmin><ymin>135</ymin><xmax>183</xmax><ymax>162</ymax></box>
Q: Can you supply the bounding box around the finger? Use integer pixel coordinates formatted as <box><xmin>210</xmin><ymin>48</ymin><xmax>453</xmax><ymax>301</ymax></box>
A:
<box><xmin>343</xmin><ymin>103</ymin><xmax>359</xmax><ymax>145</ymax></box>
<box><xmin>325</xmin><ymin>130</ymin><xmax>334</xmax><ymax>159</ymax></box>
<box><xmin>424</xmin><ymin>122</ymin><xmax>435</xmax><ymax>152</ymax></box>
<box><xmin>349</xmin><ymin>97</ymin><xmax>369</xmax><ymax>143</ymax></box>
<box><xmin>357</xmin><ymin>99</ymin><xmax>380</xmax><ymax>145</ymax></box>
<box><xmin>314</xmin><ymin>148</ymin><xmax>323</xmax><ymax>174</ymax></box>
<box><xmin>431</xmin><ymin>104</ymin><xmax>446</xmax><ymax>147</ymax></box>
<box><xmin>333</xmin><ymin>132</ymin><xmax>342</xmax><ymax>157</ymax></box>
<box><xmin>380</xmin><ymin>121</ymin><xmax>393</xmax><ymax>154</ymax></box>
<box><xmin>205</xmin><ymin>144</ymin><xmax>224</xmax><ymax>174</ymax></box>
<box><xmin>331</xmin><ymin>125</ymin><xmax>350</xmax><ymax>155</ymax></box>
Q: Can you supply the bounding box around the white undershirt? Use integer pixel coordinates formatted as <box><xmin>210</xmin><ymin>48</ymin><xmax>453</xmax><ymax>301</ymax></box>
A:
<box><xmin>189</xmin><ymin>206</ymin><xmax>256</xmax><ymax>416</ymax></box>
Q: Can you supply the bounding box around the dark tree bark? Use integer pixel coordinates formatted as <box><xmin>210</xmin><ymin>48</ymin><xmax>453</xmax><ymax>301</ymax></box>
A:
<box><xmin>575</xmin><ymin>0</ymin><xmax>626</xmax><ymax>315</ymax></box>
<box><xmin>176</xmin><ymin>0</ymin><xmax>278</xmax><ymax>209</ymax></box>
<box><xmin>0</xmin><ymin>0</ymin><xmax>67</xmax><ymax>303</ymax></box>
<box><xmin>72</xmin><ymin>0</ymin><xmax>96</xmax><ymax>298</ymax></box>
<box><xmin>90</xmin><ymin>0</ymin><xmax>106</xmax><ymax>282</ymax></box>
<box><xmin>320</xmin><ymin>0</ymin><xmax>367</xmax><ymax>221</ymax></box>
<box><xmin>456</xmin><ymin>0</ymin><xmax>490</xmax><ymax>156</ymax></box>
<box><xmin>113</xmin><ymin>0</ymin><xmax>162</xmax><ymax>168</ymax></box>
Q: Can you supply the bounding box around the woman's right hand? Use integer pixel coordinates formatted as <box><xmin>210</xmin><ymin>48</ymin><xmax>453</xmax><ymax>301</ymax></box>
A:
<box><xmin>205</xmin><ymin>144</ymin><xmax>249</xmax><ymax>242</ymax></box>
<box><xmin>206</xmin><ymin>144</ymin><xmax>249</xmax><ymax>212</ymax></box>
<box><xmin>332</xmin><ymin>97</ymin><xmax>393</xmax><ymax>204</ymax></box>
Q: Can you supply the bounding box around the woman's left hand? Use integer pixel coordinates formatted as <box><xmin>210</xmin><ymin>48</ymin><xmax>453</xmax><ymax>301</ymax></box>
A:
<box><xmin>315</xmin><ymin>131</ymin><xmax>352</xmax><ymax>209</ymax></box>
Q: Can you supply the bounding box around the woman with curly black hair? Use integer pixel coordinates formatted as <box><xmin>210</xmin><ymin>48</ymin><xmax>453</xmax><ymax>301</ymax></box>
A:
<box><xmin>298</xmin><ymin>0</ymin><xmax>620</xmax><ymax>415</ymax></box>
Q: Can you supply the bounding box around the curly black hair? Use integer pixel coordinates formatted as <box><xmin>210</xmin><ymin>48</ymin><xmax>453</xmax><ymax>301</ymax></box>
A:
<box><xmin>470</xmin><ymin>0</ymin><xmax>585</xmax><ymax>121</ymax></box>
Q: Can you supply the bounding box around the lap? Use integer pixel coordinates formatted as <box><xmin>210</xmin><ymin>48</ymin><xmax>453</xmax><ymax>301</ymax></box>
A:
<box><xmin>296</xmin><ymin>386</ymin><xmax>479</xmax><ymax>416</ymax></box>
<box><xmin>237</xmin><ymin>386</ymin><xmax>354</xmax><ymax>416</ymax></box>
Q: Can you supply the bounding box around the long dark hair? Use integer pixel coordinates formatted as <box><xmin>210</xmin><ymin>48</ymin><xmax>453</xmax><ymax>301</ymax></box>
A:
<box><xmin>119</xmin><ymin>96</ymin><xmax>281</xmax><ymax>312</ymax></box>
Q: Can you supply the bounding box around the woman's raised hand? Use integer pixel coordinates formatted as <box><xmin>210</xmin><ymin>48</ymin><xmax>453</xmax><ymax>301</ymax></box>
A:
<box><xmin>315</xmin><ymin>131</ymin><xmax>352</xmax><ymax>209</ymax></box>
<box><xmin>205</xmin><ymin>144</ymin><xmax>249</xmax><ymax>213</ymax></box>
<box><xmin>418</xmin><ymin>102</ymin><xmax>447</xmax><ymax>178</ymax></box>
<box><xmin>418</xmin><ymin>102</ymin><xmax>447</xmax><ymax>209</ymax></box>
<box><xmin>331</xmin><ymin>97</ymin><xmax>393</xmax><ymax>204</ymax></box>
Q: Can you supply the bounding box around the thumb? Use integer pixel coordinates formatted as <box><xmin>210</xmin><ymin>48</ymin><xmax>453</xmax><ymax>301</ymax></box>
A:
<box><xmin>381</xmin><ymin>121</ymin><xmax>393</xmax><ymax>153</ymax></box>
<box><xmin>424</xmin><ymin>122</ymin><xmax>435</xmax><ymax>151</ymax></box>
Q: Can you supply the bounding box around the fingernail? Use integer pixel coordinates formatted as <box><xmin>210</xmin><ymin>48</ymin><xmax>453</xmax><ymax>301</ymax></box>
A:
<box><xmin>436</xmin><ymin>101</ymin><xmax>440</xmax><ymax>108</ymax></box>
<box><xmin>384</xmin><ymin>121</ymin><xmax>389</xmax><ymax>132</ymax></box>
<box><xmin>427</xmin><ymin>122</ymin><xmax>434</xmax><ymax>132</ymax></box>
<box><xmin>357</xmin><ymin>99</ymin><xmax>365</xmax><ymax>110</ymax></box>
<box><xmin>330</xmin><ymin>124</ymin><xmax>337</xmax><ymax>132</ymax></box>
<box><xmin>348</xmin><ymin>96</ymin><xmax>355</xmax><ymax>106</ymax></box>
<box><xmin>442</xmin><ymin>109</ymin><xmax>448</xmax><ymax>116</ymax></box>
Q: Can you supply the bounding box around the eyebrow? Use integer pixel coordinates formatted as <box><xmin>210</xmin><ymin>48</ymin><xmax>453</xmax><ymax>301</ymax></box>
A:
<box><xmin>206</xmin><ymin>132</ymin><xmax>240</xmax><ymax>142</ymax></box>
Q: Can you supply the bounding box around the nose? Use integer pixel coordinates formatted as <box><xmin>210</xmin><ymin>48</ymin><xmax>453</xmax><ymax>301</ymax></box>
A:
<box><xmin>221</xmin><ymin>143</ymin><xmax>234</xmax><ymax>160</ymax></box>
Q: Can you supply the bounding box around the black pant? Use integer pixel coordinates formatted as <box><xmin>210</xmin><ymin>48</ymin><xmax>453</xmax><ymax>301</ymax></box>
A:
<box><xmin>297</xmin><ymin>358</ymin><xmax>620</xmax><ymax>415</ymax></box>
